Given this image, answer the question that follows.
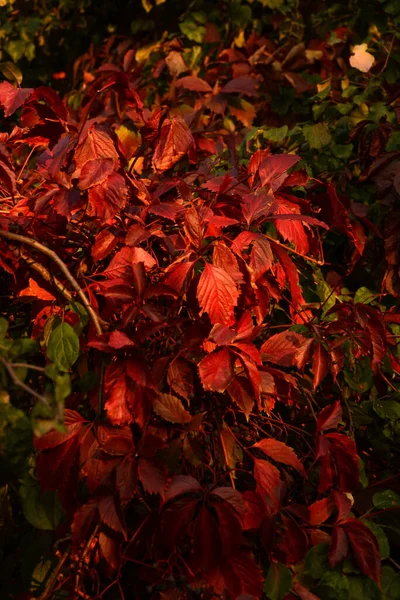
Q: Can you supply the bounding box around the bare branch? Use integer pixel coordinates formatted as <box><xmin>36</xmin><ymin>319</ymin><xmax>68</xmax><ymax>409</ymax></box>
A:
<box><xmin>0</xmin><ymin>229</ymin><xmax>103</xmax><ymax>335</ymax></box>
<box><xmin>0</xmin><ymin>354</ymin><xmax>50</xmax><ymax>408</ymax></box>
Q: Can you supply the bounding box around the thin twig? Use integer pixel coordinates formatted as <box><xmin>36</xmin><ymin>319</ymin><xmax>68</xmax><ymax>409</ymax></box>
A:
<box><xmin>266</xmin><ymin>234</ymin><xmax>325</xmax><ymax>265</ymax></box>
<box><xmin>10</xmin><ymin>362</ymin><xmax>45</xmax><ymax>372</ymax></box>
<box><xmin>17</xmin><ymin>146</ymin><xmax>36</xmax><ymax>182</ymax></box>
<box><xmin>0</xmin><ymin>355</ymin><xmax>50</xmax><ymax>407</ymax></box>
<box><xmin>11</xmin><ymin>246</ymin><xmax>73</xmax><ymax>302</ymax></box>
<box><xmin>38</xmin><ymin>551</ymin><xmax>69</xmax><ymax>600</ymax></box>
<box><xmin>0</xmin><ymin>229</ymin><xmax>102</xmax><ymax>336</ymax></box>
<box><xmin>379</xmin><ymin>35</ymin><xmax>395</xmax><ymax>75</ymax></box>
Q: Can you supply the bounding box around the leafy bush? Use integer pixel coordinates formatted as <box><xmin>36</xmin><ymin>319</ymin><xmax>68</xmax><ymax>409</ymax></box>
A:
<box><xmin>1</xmin><ymin>1</ymin><xmax>400</xmax><ymax>598</ymax></box>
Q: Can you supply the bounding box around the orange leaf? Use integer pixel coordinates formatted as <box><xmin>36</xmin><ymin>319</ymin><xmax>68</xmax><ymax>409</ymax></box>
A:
<box><xmin>153</xmin><ymin>393</ymin><xmax>192</xmax><ymax>424</ymax></box>
<box><xmin>19</xmin><ymin>278</ymin><xmax>56</xmax><ymax>302</ymax></box>
<box><xmin>253</xmin><ymin>438</ymin><xmax>305</xmax><ymax>475</ymax></box>
<box><xmin>197</xmin><ymin>263</ymin><xmax>239</xmax><ymax>325</ymax></box>
<box><xmin>152</xmin><ymin>116</ymin><xmax>194</xmax><ymax>173</ymax></box>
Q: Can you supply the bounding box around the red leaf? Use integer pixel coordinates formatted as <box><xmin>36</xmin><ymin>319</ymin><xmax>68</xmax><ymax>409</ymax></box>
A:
<box><xmin>273</xmin><ymin>244</ymin><xmax>305</xmax><ymax>311</ymax></box>
<box><xmin>209</xmin><ymin>323</ymin><xmax>237</xmax><ymax>346</ymax></box>
<box><xmin>242</xmin><ymin>490</ymin><xmax>266</xmax><ymax>530</ymax></box>
<box><xmin>312</xmin><ymin>343</ymin><xmax>330</xmax><ymax>389</ymax></box>
<box><xmin>329</xmin><ymin>525</ymin><xmax>349</xmax><ymax>566</ymax></box>
<box><xmin>74</xmin><ymin>125</ymin><xmax>119</xmax><ymax>171</ymax></box>
<box><xmin>78</xmin><ymin>158</ymin><xmax>114</xmax><ymax>189</ymax></box>
<box><xmin>198</xmin><ymin>347</ymin><xmax>234</xmax><ymax>392</ymax></box>
<box><xmin>212</xmin><ymin>241</ymin><xmax>243</xmax><ymax>284</ymax></box>
<box><xmin>88</xmin><ymin>172</ymin><xmax>128</xmax><ymax>223</ymax></box>
<box><xmin>326</xmin><ymin>433</ymin><xmax>360</xmax><ymax>492</ymax></box>
<box><xmin>253</xmin><ymin>438</ymin><xmax>305</xmax><ymax>475</ymax></box>
<box><xmin>167</xmin><ymin>357</ymin><xmax>194</xmax><ymax>400</ymax></box>
<box><xmin>175</xmin><ymin>76</ymin><xmax>212</xmax><ymax>92</ymax></box>
<box><xmin>259</xmin><ymin>154</ymin><xmax>300</xmax><ymax>191</ymax></box>
<box><xmin>227</xmin><ymin>376</ymin><xmax>255</xmax><ymax>419</ymax></box>
<box><xmin>197</xmin><ymin>263</ymin><xmax>239</xmax><ymax>325</ymax></box>
<box><xmin>104</xmin><ymin>372</ymin><xmax>133</xmax><ymax>425</ymax></box>
<box><xmin>192</xmin><ymin>505</ymin><xmax>221</xmax><ymax>570</ymax></box>
<box><xmin>163</xmin><ymin>260</ymin><xmax>194</xmax><ymax>294</ymax></box>
<box><xmin>0</xmin><ymin>81</ymin><xmax>33</xmax><ymax>117</ymax></box>
<box><xmin>253</xmin><ymin>458</ymin><xmax>281</xmax><ymax>509</ymax></box>
<box><xmin>260</xmin><ymin>330</ymin><xmax>306</xmax><ymax>366</ymax></box>
<box><xmin>221</xmin><ymin>75</ymin><xmax>257</xmax><ymax>96</ymax></box>
<box><xmin>71</xmin><ymin>502</ymin><xmax>97</xmax><ymax>544</ymax></box>
<box><xmin>138</xmin><ymin>457</ymin><xmax>168</xmax><ymax>495</ymax></box>
<box><xmin>342</xmin><ymin>518</ymin><xmax>381</xmax><ymax>584</ymax></box>
<box><xmin>99</xmin><ymin>531</ymin><xmax>120</xmax><ymax>571</ymax></box>
<box><xmin>280</xmin><ymin>513</ymin><xmax>308</xmax><ymax>563</ymax></box>
<box><xmin>308</xmin><ymin>497</ymin><xmax>334</xmax><ymax>525</ymax></box>
<box><xmin>152</xmin><ymin>115</ymin><xmax>194</xmax><ymax>172</ymax></box>
<box><xmin>163</xmin><ymin>475</ymin><xmax>202</xmax><ymax>501</ymax></box>
<box><xmin>317</xmin><ymin>401</ymin><xmax>343</xmax><ymax>432</ymax></box>
<box><xmin>19</xmin><ymin>278</ymin><xmax>56</xmax><ymax>302</ymax></box>
<box><xmin>131</xmin><ymin>246</ymin><xmax>157</xmax><ymax>270</ymax></box>
<box><xmin>184</xmin><ymin>206</ymin><xmax>203</xmax><ymax>249</ymax></box>
<box><xmin>332</xmin><ymin>489</ymin><xmax>353</xmax><ymax>522</ymax></box>
<box><xmin>241</xmin><ymin>189</ymin><xmax>276</xmax><ymax>226</ymax></box>
<box><xmin>273</xmin><ymin>203</ymin><xmax>309</xmax><ymax>255</ymax></box>
<box><xmin>211</xmin><ymin>486</ymin><xmax>246</xmax><ymax>516</ymax></box>
<box><xmin>153</xmin><ymin>393</ymin><xmax>192</xmax><ymax>424</ymax></box>
<box><xmin>249</xmin><ymin>237</ymin><xmax>274</xmax><ymax>281</ymax></box>
<box><xmin>91</xmin><ymin>230</ymin><xmax>118</xmax><ymax>262</ymax></box>
<box><xmin>293</xmin><ymin>338</ymin><xmax>314</xmax><ymax>370</ymax></box>
<box><xmin>98</xmin><ymin>496</ymin><xmax>127</xmax><ymax>539</ymax></box>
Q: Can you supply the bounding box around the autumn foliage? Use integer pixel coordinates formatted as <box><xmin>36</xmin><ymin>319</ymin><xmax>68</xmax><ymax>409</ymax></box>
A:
<box><xmin>1</xmin><ymin>3</ymin><xmax>400</xmax><ymax>599</ymax></box>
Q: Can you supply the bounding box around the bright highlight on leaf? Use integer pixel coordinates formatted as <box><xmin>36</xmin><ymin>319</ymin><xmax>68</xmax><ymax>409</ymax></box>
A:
<box><xmin>349</xmin><ymin>44</ymin><xmax>375</xmax><ymax>73</ymax></box>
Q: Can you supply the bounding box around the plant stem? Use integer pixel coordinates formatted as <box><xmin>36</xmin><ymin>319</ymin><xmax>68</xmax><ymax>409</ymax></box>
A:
<box><xmin>0</xmin><ymin>229</ymin><xmax>103</xmax><ymax>336</ymax></box>
<box><xmin>0</xmin><ymin>355</ymin><xmax>50</xmax><ymax>408</ymax></box>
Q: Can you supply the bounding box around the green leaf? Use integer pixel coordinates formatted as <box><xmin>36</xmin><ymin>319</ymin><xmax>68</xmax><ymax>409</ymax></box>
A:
<box><xmin>264</xmin><ymin>125</ymin><xmax>289</xmax><ymax>142</ymax></box>
<box><xmin>354</xmin><ymin>287</ymin><xmax>376</xmax><ymax>304</ymax></box>
<box><xmin>313</xmin><ymin>269</ymin><xmax>337</xmax><ymax>316</ymax></box>
<box><xmin>348</xmin><ymin>574</ymin><xmax>381</xmax><ymax>600</ymax></box>
<box><xmin>303</xmin><ymin>543</ymin><xmax>330</xmax><ymax>579</ymax></box>
<box><xmin>0</xmin><ymin>61</ymin><xmax>23</xmax><ymax>85</ymax></box>
<box><xmin>47</xmin><ymin>323</ymin><xmax>79</xmax><ymax>372</ymax></box>
<box><xmin>381</xmin><ymin>566</ymin><xmax>400</xmax><ymax>600</ymax></box>
<box><xmin>303</xmin><ymin>123</ymin><xmax>332</xmax><ymax>149</ymax></box>
<box><xmin>372</xmin><ymin>489</ymin><xmax>400</xmax><ymax>510</ymax></box>
<box><xmin>317</xmin><ymin>572</ymin><xmax>349</xmax><ymax>600</ymax></box>
<box><xmin>0</xmin><ymin>403</ymin><xmax>32</xmax><ymax>482</ymax></box>
<box><xmin>9</xmin><ymin>338</ymin><xmax>37</xmax><ymax>360</ymax></box>
<box><xmin>20</xmin><ymin>472</ymin><xmax>64</xmax><ymax>530</ymax></box>
<box><xmin>0</xmin><ymin>317</ymin><xmax>8</xmax><ymax>340</ymax></box>
<box><xmin>6</xmin><ymin>40</ymin><xmax>25</xmax><ymax>63</ymax></box>
<box><xmin>361</xmin><ymin>520</ymin><xmax>390</xmax><ymax>560</ymax></box>
<box><xmin>69</xmin><ymin>301</ymin><xmax>89</xmax><ymax>328</ymax></box>
<box><xmin>386</xmin><ymin>131</ymin><xmax>400</xmax><ymax>152</ymax></box>
<box><xmin>30</xmin><ymin>559</ymin><xmax>52</xmax><ymax>592</ymax></box>
<box><xmin>179</xmin><ymin>19</ymin><xmax>205</xmax><ymax>43</ymax></box>
<box><xmin>264</xmin><ymin>562</ymin><xmax>292</xmax><ymax>600</ymax></box>
<box><xmin>373</xmin><ymin>399</ymin><xmax>400</xmax><ymax>420</ymax></box>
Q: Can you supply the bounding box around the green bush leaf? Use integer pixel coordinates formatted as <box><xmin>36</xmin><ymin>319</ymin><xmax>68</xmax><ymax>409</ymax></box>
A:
<box><xmin>317</xmin><ymin>572</ymin><xmax>349</xmax><ymax>600</ymax></box>
<box><xmin>47</xmin><ymin>323</ymin><xmax>80</xmax><ymax>372</ymax></box>
<box><xmin>303</xmin><ymin>543</ymin><xmax>330</xmax><ymax>579</ymax></box>
<box><xmin>20</xmin><ymin>473</ymin><xmax>64</xmax><ymax>530</ymax></box>
<box><xmin>303</xmin><ymin>123</ymin><xmax>332</xmax><ymax>149</ymax></box>
<box><xmin>373</xmin><ymin>489</ymin><xmax>400</xmax><ymax>509</ymax></box>
<box><xmin>264</xmin><ymin>562</ymin><xmax>292</xmax><ymax>600</ymax></box>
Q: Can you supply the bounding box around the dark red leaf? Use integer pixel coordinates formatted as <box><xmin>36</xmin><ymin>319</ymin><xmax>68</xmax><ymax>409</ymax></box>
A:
<box><xmin>0</xmin><ymin>81</ymin><xmax>33</xmax><ymax>116</ymax></box>
<box><xmin>198</xmin><ymin>347</ymin><xmax>234</xmax><ymax>392</ymax></box>
<box><xmin>342</xmin><ymin>518</ymin><xmax>381</xmax><ymax>584</ymax></box>
<box><xmin>329</xmin><ymin>525</ymin><xmax>349</xmax><ymax>566</ymax></box>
